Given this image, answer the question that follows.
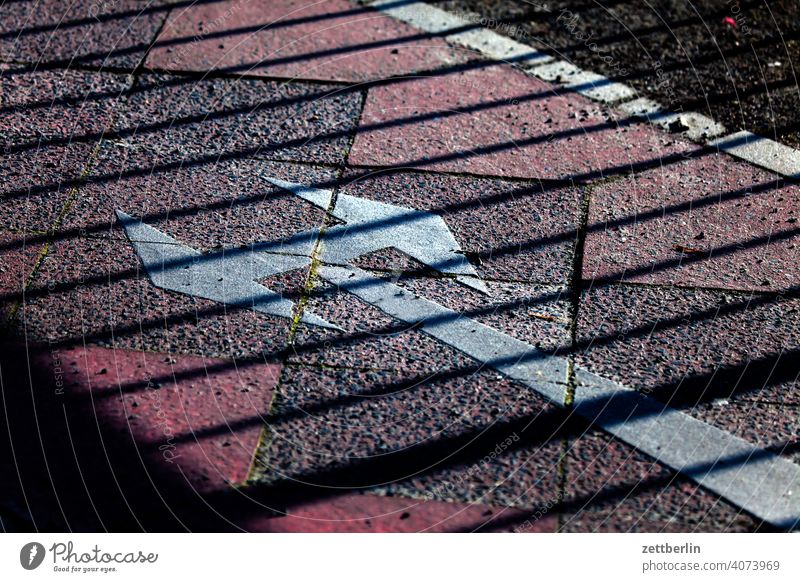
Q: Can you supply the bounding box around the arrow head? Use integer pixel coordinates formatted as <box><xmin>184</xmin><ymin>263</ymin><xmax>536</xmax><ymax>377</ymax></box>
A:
<box><xmin>115</xmin><ymin>210</ymin><xmax>340</xmax><ymax>330</ymax></box>
<box><xmin>262</xmin><ymin>176</ymin><xmax>489</xmax><ymax>294</ymax></box>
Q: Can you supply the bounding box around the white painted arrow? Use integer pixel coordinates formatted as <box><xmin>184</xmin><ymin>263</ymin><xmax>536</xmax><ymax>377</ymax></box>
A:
<box><xmin>118</xmin><ymin>178</ymin><xmax>800</xmax><ymax>531</ymax></box>
<box><xmin>261</xmin><ymin>177</ymin><xmax>489</xmax><ymax>294</ymax></box>
<box><xmin>115</xmin><ymin>210</ymin><xmax>338</xmax><ymax>329</ymax></box>
<box><xmin>118</xmin><ymin>176</ymin><xmax>488</xmax><ymax>329</ymax></box>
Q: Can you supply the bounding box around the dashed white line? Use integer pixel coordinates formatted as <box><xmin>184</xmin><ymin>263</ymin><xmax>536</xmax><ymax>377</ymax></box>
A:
<box><xmin>369</xmin><ymin>0</ymin><xmax>553</xmax><ymax>66</ymax></box>
<box><xmin>710</xmin><ymin>131</ymin><xmax>800</xmax><ymax>179</ymax></box>
<box><xmin>530</xmin><ymin>61</ymin><xmax>635</xmax><ymax>103</ymax></box>
<box><xmin>620</xmin><ymin>97</ymin><xmax>727</xmax><ymax>141</ymax></box>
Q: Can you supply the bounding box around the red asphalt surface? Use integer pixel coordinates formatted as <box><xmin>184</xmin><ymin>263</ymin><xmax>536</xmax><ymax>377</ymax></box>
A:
<box><xmin>0</xmin><ymin>0</ymin><xmax>798</xmax><ymax>532</ymax></box>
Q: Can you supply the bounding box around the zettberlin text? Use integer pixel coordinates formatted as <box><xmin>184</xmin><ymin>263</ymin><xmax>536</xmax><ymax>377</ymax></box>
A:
<box><xmin>642</xmin><ymin>543</ymin><xmax>701</xmax><ymax>554</ymax></box>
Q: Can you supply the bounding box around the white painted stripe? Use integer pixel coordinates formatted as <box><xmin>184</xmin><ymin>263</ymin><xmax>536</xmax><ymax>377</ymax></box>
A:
<box><xmin>575</xmin><ymin>369</ymin><xmax>800</xmax><ymax>530</ymax></box>
<box><xmin>562</xmin><ymin>70</ymin><xmax>636</xmax><ymax>103</ymax></box>
<box><xmin>320</xmin><ymin>264</ymin><xmax>800</xmax><ymax>530</ymax></box>
<box><xmin>527</xmin><ymin>59</ymin><xmax>583</xmax><ymax>82</ymax></box>
<box><xmin>710</xmin><ymin>131</ymin><xmax>800</xmax><ymax>179</ymax></box>
<box><xmin>617</xmin><ymin>96</ymin><xmax>663</xmax><ymax>117</ymax></box>
<box><xmin>366</xmin><ymin>0</ymin><xmax>466</xmax><ymax>33</ymax></box>
<box><xmin>620</xmin><ymin>98</ymin><xmax>727</xmax><ymax>141</ymax></box>
<box><xmin>318</xmin><ymin>264</ymin><xmax>568</xmax><ymax>404</ymax></box>
<box><xmin>445</xmin><ymin>28</ymin><xmax>553</xmax><ymax>67</ymax></box>
<box><xmin>366</xmin><ymin>0</ymin><xmax>552</xmax><ymax>66</ymax></box>
<box><xmin>530</xmin><ymin>61</ymin><xmax>635</xmax><ymax>103</ymax></box>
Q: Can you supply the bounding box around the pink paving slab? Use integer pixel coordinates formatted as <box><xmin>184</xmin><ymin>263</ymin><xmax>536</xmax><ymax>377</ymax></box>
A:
<box><xmin>57</xmin><ymin>346</ymin><xmax>281</xmax><ymax>493</ymax></box>
<box><xmin>242</xmin><ymin>492</ymin><xmax>551</xmax><ymax>532</ymax></box>
<box><xmin>0</xmin><ymin>233</ymin><xmax>42</xmax><ymax>320</ymax></box>
<box><xmin>146</xmin><ymin>0</ymin><xmax>469</xmax><ymax>82</ymax></box>
<box><xmin>582</xmin><ymin>153</ymin><xmax>799</xmax><ymax>292</ymax></box>
<box><xmin>349</xmin><ymin>63</ymin><xmax>695</xmax><ymax>180</ymax></box>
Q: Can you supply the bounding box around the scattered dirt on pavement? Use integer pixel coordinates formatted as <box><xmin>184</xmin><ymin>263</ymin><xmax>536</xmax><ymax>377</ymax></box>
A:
<box><xmin>439</xmin><ymin>0</ymin><xmax>800</xmax><ymax>148</ymax></box>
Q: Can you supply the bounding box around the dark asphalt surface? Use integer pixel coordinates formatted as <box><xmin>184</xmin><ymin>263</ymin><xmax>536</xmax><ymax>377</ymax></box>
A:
<box><xmin>439</xmin><ymin>0</ymin><xmax>800</xmax><ymax>148</ymax></box>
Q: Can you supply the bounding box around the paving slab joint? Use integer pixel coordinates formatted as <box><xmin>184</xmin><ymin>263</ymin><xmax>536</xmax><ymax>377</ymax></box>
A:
<box><xmin>554</xmin><ymin>437</ymin><xmax>571</xmax><ymax>533</ymax></box>
<box><xmin>243</xmin><ymin>383</ymin><xmax>288</xmax><ymax>487</ymax></box>
<box><xmin>283</xmin><ymin>360</ymin><xmax>398</xmax><ymax>374</ymax></box>
<box><xmin>131</xmin><ymin>1</ymin><xmax>172</xmax><ymax>78</ymax></box>
<box><xmin>4</xmin><ymin>95</ymin><xmax>130</xmax><ymax>323</ymax></box>
<box><xmin>246</xmin><ymin>78</ymin><xmax>376</xmax><ymax>484</ymax></box>
<box><xmin>138</xmin><ymin>65</ymin><xmax>351</xmax><ymax>87</ymax></box>
<box><xmin>563</xmin><ymin>187</ymin><xmax>593</xmax><ymax>407</ymax></box>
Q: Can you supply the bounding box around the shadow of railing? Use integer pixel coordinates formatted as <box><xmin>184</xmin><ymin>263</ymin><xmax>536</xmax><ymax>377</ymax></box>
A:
<box><xmin>0</xmin><ymin>0</ymin><xmax>219</xmax><ymax>41</ymax></box>
<box><xmin>1</xmin><ymin>0</ymin><xmax>799</xmax><ymax>533</ymax></box>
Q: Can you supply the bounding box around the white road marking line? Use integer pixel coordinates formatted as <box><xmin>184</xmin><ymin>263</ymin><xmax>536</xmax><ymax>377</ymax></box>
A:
<box><xmin>529</xmin><ymin>61</ymin><xmax>635</xmax><ymax>103</ymax></box>
<box><xmin>710</xmin><ymin>131</ymin><xmax>800</xmax><ymax>180</ymax></box>
<box><xmin>366</xmin><ymin>0</ymin><xmax>468</xmax><ymax>33</ymax></box>
<box><xmin>619</xmin><ymin>97</ymin><xmax>727</xmax><ymax>141</ymax></box>
<box><xmin>445</xmin><ymin>28</ymin><xmax>554</xmax><ymax>68</ymax></box>
<box><xmin>575</xmin><ymin>369</ymin><xmax>800</xmax><ymax>531</ymax></box>
<box><xmin>367</xmin><ymin>0</ymin><xmax>552</xmax><ymax>66</ymax></box>
<box><xmin>321</xmin><ymin>264</ymin><xmax>800</xmax><ymax>530</ymax></box>
<box><xmin>320</xmin><ymin>264</ymin><xmax>569</xmax><ymax>402</ymax></box>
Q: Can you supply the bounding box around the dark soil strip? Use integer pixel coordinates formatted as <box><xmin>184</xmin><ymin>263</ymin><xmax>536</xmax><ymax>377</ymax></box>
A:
<box><xmin>439</xmin><ymin>0</ymin><xmax>800</xmax><ymax>148</ymax></box>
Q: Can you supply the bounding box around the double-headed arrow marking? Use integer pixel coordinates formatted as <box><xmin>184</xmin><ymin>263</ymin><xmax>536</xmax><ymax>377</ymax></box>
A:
<box><xmin>118</xmin><ymin>176</ymin><xmax>800</xmax><ymax>530</ymax></box>
<box><xmin>115</xmin><ymin>177</ymin><xmax>486</xmax><ymax>329</ymax></box>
